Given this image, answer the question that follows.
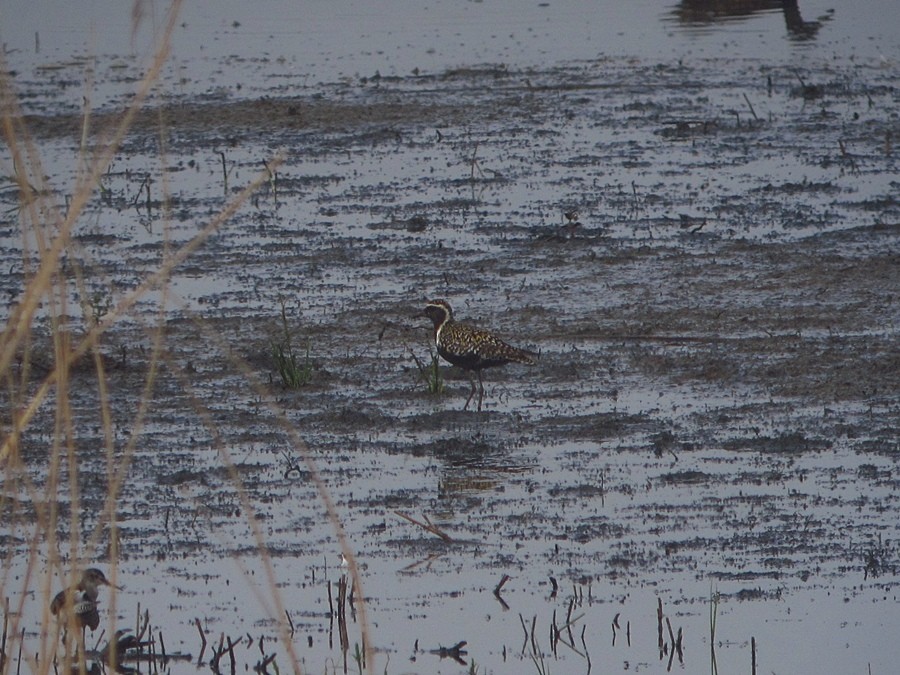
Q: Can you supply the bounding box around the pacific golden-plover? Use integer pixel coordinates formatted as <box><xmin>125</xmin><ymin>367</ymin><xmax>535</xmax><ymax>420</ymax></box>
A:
<box><xmin>423</xmin><ymin>299</ymin><xmax>536</xmax><ymax>411</ymax></box>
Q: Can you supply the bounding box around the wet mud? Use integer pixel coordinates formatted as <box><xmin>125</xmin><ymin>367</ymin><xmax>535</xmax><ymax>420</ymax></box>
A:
<box><xmin>2</xmin><ymin>50</ymin><xmax>899</xmax><ymax>674</ymax></box>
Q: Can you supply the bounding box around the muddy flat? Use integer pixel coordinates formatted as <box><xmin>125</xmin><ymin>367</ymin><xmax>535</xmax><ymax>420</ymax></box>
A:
<box><xmin>1</xmin><ymin>2</ymin><xmax>899</xmax><ymax>674</ymax></box>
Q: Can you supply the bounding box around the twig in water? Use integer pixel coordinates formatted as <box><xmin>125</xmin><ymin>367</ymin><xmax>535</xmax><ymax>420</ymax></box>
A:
<box><xmin>530</xmin><ymin>614</ymin><xmax>538</xmax><ymax>656</ymax></box>
<box><xmin>493</xmin><ymin>574</ymin><xmax>511</xmax><ymax>610</ymax></box>
<box><xmin>285</xmin><ymin>610</ymin><xmax>295</xmax><ymax>637</ymax></box>
<box><xmin>657</xmin><ymin>598</ymin><xmax>665</xmax><ymax>657</ymax></box>
<box><xmin>581</xmin><ymin>625</ymin><xmax>591</xmax><ymax>673</ymax></box>
<box><xmin>494</xmin><ymin>574</ymin><xmax>510</xmax><ymax>595</ymax></box>
<box><xmin>218</xmin><ymin>151</ymin><xmax>229</xmax><ymax>194</ymax></box>
<box><xmin>550</xmin><ymin>609</ymin><xmax>559</xmax><ymax>656</ymax></box>
<box><xmin>394</xmin><ymin>511</ymin><xmax>454</xmax><ymax>542</ymax></box>
<box><xmin>518</xmin><ymin>614</ymin><xmax>530</xmax><ymax>655</ymax></box>
<box><xmin>226</xmin><ymin>635</ymin><xmax>238</xmax><ymax>675</ymax></box>
<box><xmin>742</xmin><ymin>93</ymin><xmax>759</xmax><ymax>122</ymax></box>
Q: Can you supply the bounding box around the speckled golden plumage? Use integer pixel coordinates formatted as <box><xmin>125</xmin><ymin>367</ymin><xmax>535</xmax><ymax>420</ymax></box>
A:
<box><xmin>423</xmin><ymin>299</ymin><xmax>536</xmax><ymax>410</ymax></box>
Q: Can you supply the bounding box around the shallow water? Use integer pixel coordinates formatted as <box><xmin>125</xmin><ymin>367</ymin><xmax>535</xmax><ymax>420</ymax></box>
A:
<box><xmin>1</xmin><ymin>1</ymin><xmax>899</xmax><ymax>674</ymax></box>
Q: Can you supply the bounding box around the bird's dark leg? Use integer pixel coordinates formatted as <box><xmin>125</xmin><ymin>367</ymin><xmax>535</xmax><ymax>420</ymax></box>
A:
<box><xmin>463</xmin><ymin>373</ymin><xmax>477</xmax><ymax>411</ymax></box>
<box><xmin>476</xmin><ymin>371</ymin><xmax>485</xmax><ymax>412</ymax></box>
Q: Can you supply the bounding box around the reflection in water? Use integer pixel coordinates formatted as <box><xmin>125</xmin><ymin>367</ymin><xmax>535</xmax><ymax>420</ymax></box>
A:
<box><xmin>668</xmin><ymin>1</ymin><xmax>831</xmax><ymax>41</ymax></box>
<box><xmin>425</xmin><ymin>437</ymin><xmax>532</xmax><ymax>500</ymax></box>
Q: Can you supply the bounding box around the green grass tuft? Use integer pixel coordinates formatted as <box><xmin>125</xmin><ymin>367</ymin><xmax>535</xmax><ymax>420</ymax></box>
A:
<box><xmin>271</xmin><ymin>300</ymin><xmax>313</xmax><ymax>388</ymax></box>
<box><xmin>410</xmin><ymin>347</ymin><xmax>444</xmax><ymax>396</ymax></box>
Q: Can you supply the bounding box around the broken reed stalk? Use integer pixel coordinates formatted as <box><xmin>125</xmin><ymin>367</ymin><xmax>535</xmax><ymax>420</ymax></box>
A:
<box><xmin>284</xmin><ymin>609</ymin><xmax>295</xmax><ymax>637</ymax></box>
<box><xmin>195</xmin><ymin>618</ymin><xmax>207</xmax><ymax>663</ymax></box>
<box><xmin>493</xmin><ymin>574</ymin><xmax>510</xmax><ymax>596</ymax></box>
<box><xmin>751</xmin><ymin>636</ymin><xmax>757</xmax><ymax>675</ymax></box>
<box><xmin>218</xmin><ymin>151</ymin><xmax>228</xmax><ymax>194</ymax></box>
<box><xmin>743</xmin><ymin>93</ymin><xmax>759</xmax><ymax>121</ymax></box>
<box><xmin>211</xmin><ymin>632</ymin><xmax>225</xmax><ymax>672</ymax></box>
<box><xmin>518</xmin><ymin>614</ymin><xmax>529</xmax><ymax>654</ymax></box>
<box><xmin>338</xmin><ymin>589</ymin><xmax>350</xmax><ymax>654</ymax></box>
<box><xmin>336</xmin><ymin>575</ymin><xmax>350</xmax><ymax>652</ymax></box>
<box><xmin>657</xmin><ymin>598</ymin><xmax>664</xmax><ymax>654</ymax></box>
<box><xmin>581</xmin><ymin>625</ymin><xmax>590</xmax><ymax>671</ymax></box>
<box><xmin>1</xmin><ymin>598</ymin><xmax>7</xmax><ymax>667</ymax></box>
<box><xmin>550</xmin><ymin>609</ymin><xmax>558</xmax><ymax>656</ymax></box>
<box><xmin>393</xmin><ymin>511</ymin><xmax>453</xmax><ymax>542</ymax></box>
<box><xmin>16</xmin><ymin>627</ymin><xmax>24</xmax><ymax>675</ymax></box>
<box><xmin>148</xmin><ymin>628</ymin><xmax>158</xmax><ymax>675</ymax></box>
<box><xmin>565</xmin><ymin>597</ymin><xmax>575</xmax><ymax>643</ymax></box>
<box><xmin>530</xmin><ymin>614</ymin><xmax>538</xmax><ymax>655</ymax></box>
<box><xmin>230</xmin><ymin>635</ymin><xmax>240</xmax><ymax>675</ymax></box>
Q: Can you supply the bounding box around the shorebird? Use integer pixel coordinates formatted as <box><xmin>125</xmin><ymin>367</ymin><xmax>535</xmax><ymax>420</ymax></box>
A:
<box><xmin>423</xmin><ymin>299</ymin><xmax>537</xmax><ymax>411</ymax></box>
<box><xmin>50</xmin><ymin>568</ymin><xmax>118</xmax><ymax>634</ymax></box>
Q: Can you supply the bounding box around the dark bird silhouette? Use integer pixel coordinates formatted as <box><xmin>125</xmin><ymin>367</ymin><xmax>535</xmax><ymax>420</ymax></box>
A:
<box><xmin>423</xmin><ymin>299</ymin><xmax>536</xmax><ymax>411</ymax></box>
<box><xmin>51</xmin><ymin>568</ymin><xmax>118</xmax><ymax>634</ymax></box>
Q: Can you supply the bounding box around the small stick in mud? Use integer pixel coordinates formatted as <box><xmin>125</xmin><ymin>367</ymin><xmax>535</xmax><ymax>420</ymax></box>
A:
<box><xmin>751</xmin><ymin>636</ymin><xmax>757</xmax><ymax>675</ymax></box>
<box><xmin>657</xmin><ymin>598</ymin><xmax>665</xmax><ymax>656</ymax></box>
<box><xmin>518</xmin><ymin>614</ymin><xmax>529</xmax><ymax>654</ymax></box>
<box><xmin>226</xmin><ymin>635</ymin><xmax>238</xmax><ymax>674</ymax></box>
<box><xmin>675</xmin><ymin>626</ymin><xmax>684</xmax><ymax>661</ymax></box>
<box><xmin>530</xmin><ymin>615</ymin><xmax>538</xmax><ymax>655</ymax></box>
<box><xmin>256</xmin><ymin>652</ymin><xmax>277</xmax><ymax>674</ymax></box>
<box><xmin>550</xmin><ymin>609</ymin><xmax>559</xmax><ymax>656</ymax></box>
<box><xmin>284</xmin><ymin>609</ymin><xmax>295</xmax><ymax>637</ymax></box>
<box><xmin>548</xmin><ymin>576</ymin><xmax>558</xmax><ymax>599</ymax></box>
<box><xmin>494</xmin><ymin>574</ymin><xmax>511</xmax><ymax>595</ymax></box>
<box><xmin>743</xmin><ymin>93</ymin><xmax>759</xmax><ymax>122</ymax></box>
<box><xmin>210</xmin><ymin>633</ymin><xmax>224</xmax><ymax>673</ymax></box>
<box><xmin>218</xmin><ymin>151</ymin><xmax>228</xmax><ymax>194</ymax></box>
<box><xmin>612</xmin><ymin>612</ymin><xmax>620</xmax><ymax>645</ymax></box>
<box><xmin>493</xmin><ymin>574</ymin><xmax>511</xmax><ymax>610</ymax></box>
<box><xmin>195</xmin><ymin>618</ymin><xmax>207</xmax><ymax>662</ymax></box>
<box><xmin>394</xmin><ymin>511</ymin><xmax>454</xmax><ymax>542</ymax></box>
<box><xmin>1</xmin><ymin>598</ymin><xmax>7</xmax><ymax>662</ymax></box>
<box><xmin>581</xmin><ymin>625</ymin><xmax>590</xmax><ymax>672</ymax></box>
